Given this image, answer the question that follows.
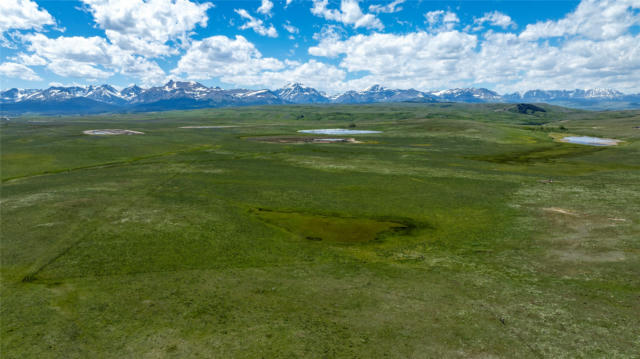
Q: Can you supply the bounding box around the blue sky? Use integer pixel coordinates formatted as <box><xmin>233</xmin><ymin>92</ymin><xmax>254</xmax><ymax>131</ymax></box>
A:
<box><xmin>1</xmin><ymin>0</ymin><xmax>639</xmax><ymax>94</ymax></box>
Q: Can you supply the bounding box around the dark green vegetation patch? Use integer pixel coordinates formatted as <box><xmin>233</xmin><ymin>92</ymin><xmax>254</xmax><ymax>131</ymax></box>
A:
<box><xmin>253</xmin><ymin>208</ymin><xmax>418</xmax><ymax>243</ymax></box>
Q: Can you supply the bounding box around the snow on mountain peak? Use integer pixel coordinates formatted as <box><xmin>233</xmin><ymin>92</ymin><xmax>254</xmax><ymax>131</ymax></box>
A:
<box><xmin>1</xmin><ymin>83</ymin><xmax>636</xmax><ymax>111</ymax></box>
<box><xmin>363</xmin><ymin>84</ymin><xmax>384</xmax><ymax>92</ymax></box>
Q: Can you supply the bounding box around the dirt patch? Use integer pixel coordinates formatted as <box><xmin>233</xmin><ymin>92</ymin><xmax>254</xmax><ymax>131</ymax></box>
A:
<box><xmin>543</xmin><ymin>207</ymin><xmax>578</xmax><ymax>216</ymax></box>
<box><xmin>179</xmin><ymin>126</ymin><xmax>237</xmax><ymax>129</ymax></box>
<box><xmin>246</xmin><ymin>136</ymin><xmax>360</xmax><ymax>144</ymax></box>
<box><xmin>83</xmin><ymin>129</ymin><xmax>144</xmax><ymax>135</ymax></box>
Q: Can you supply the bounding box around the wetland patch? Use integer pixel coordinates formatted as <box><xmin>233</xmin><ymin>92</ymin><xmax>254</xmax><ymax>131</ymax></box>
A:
<box><xmin>473</xmin><ymin>144</ymin><xmax>604</xmax><ymax>164</ymax></box>
<box><xmin>253</xmin><ymin>208</ymin><xmax>415</xmax><ymax>243</ymax></box>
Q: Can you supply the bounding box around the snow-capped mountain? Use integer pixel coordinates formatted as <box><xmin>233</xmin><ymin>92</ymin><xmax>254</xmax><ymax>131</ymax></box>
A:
<box><xmin>505</xmin><ymin>88</ymin><xmax>627</xmax><ymax>102</ymax></box>
<box><xmin>21</xmin><ymin>86</ymin><xmax>90</xmax><ymax>102</ymax></box>
<box><xmin>228</xmin><ymin>89</ymin><xmax>285</xmax><ymax>105</ymax></box>
<box><xmin>133</xmin><ymin>80</ymin><xmax>211</xmax><ymax>103</ymax></box>
<box><xmin>120</xmin><ymin>85</ymin><xmax>144</xmax><ymax>101</ymax></box>
<box><xmin>1</xmin><ymin>81</ymin><xmax>638</xmax><ymax>114</ymax></box>
<box><xmin>333</xmin><ymin>84</ymin><xmax>435</xmax><ymax>104</ymax></box>
<box><xmin>85</xmin><ymin>85</ymin><xmax>126</xmax><ymax>105</ymax></box>
<box><xmin>430</xmin><ymin>88</ymin><xmax>502</xmax><ymax>102</ymax></box>
<box><xmin>275</xmin><ymin>83</ymin><xmax>329</xmax><ymax>104</ymax></box>
<box><xmin>0</xmin><ymin>88</ymin><xmax>39</xmax><ymax>103</ymax></box>
<box><xmin>583</xmin><ymin>88</ymin><xmax>624</xmax><ymax>99</ymax></box>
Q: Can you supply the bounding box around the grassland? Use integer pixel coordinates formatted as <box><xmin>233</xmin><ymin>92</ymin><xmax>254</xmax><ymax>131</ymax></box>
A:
<box><xmin>1</xmin><ymin>103</ymin><xmax>639</xmax><ymax>358</ymax></box>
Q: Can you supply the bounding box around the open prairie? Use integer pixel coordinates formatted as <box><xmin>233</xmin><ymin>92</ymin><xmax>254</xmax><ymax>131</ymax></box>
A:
<box><xmin>2</xmin><ymin>103</ymin><xmax>639</xmax><ymax>358</ymax></box>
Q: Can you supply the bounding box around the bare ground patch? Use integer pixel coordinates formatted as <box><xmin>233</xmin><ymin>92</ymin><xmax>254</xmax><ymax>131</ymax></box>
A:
<box><xmin>83</xmin><ymin>129</ymin><xmax>144</xmax><ymax>135</ymax></box>
<box><xmin>179</xmin><ymin>125</ymin><xmax>238</xmax><ymax>129</ymax></box>
<box><xmin>543</xmin><ymin>207</ymin><xmax>578</xmax><ymax>216</ymax></box>
<box><xmin>246</xmin><ymin>136</ymin><xmax>360</xmax><ymax>144</ymax></box>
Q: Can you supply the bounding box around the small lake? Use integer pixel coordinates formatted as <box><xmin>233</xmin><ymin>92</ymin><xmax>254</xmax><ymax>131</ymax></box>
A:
<box><xmin>562</xmin><ymin>136</ymin><xmax>620</xmax><ymax>146</ymax></box>
<box><xmin>298</xmin><ymin>129</ymin><xmax>382</xmax><ymax>135</ymax></box>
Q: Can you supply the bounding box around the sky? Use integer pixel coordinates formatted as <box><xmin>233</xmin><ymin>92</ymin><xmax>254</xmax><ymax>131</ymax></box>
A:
<box><xmin>0</xmin><ymin>0</ymin><xmax>639</xmax><ymax>94</ymax></box>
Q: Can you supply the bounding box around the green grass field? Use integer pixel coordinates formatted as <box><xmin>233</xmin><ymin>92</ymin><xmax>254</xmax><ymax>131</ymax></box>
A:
<box><xmin>2</xmin><ymin>103</ymin><xmax>639</xmax><ymax>358</ymax></box>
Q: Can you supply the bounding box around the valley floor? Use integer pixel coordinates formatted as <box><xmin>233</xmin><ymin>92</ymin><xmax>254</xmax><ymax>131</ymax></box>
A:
<box><xmin>2</xmin><ymin>104</ymin><xmax>639</xmax><ymax>358</ymax></box>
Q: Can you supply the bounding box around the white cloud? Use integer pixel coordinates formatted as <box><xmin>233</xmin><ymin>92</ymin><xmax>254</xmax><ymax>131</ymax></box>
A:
<box><xmin>257</xmin><ymin>0</ymin><xmax>274</xmax><ymax>17</ymax></box>
<box><xmin>47</xmin><ymin>59</ymin><xmax>112</xmax><ymax>79</ymax></box>
<box><xmin>473</xmin><ymin>11</ymin><xmax>516</xmax><ymax>30</ymax></box>
<box><xmin>0</xmin><ymin>0</ymin><xmax>56</xmax><ymax>46</ymax></box>
<box><xmin>311</xmin><ymin>0</ymin><xmax>383</xmax><ymax>30</ymax></box>
<box><xmin>22</xmin><ymin>33</ymin><xmax>165</xmax><ymax>85</ymax></box>
<box><xmin>12</xmin><ymin>53</ymin><xmax>47</xmax><ymax>66</ymax></box>
<box><xmin>425</xmin><ymin>10</ymin><xmax>459</xmax><ymax>32</ymax></box>
<box><xmin>171</xmin><ymin>35</ymin><xmax>283</xmax><ymax>81</ymax></box>
<box><xmin>117</xmin><ymin>56</ymin><xmax>166</xmax><ymax>85</ymax></box>
<box><xmin>309</xmin><ymin>31</ymin><xmax>478</xmax><ymax>89</ymax></box>
<box><xmin>223</xmin><ymin>59</ymin><xmax>347</xmax><ymax>92</ymax></box>
<box><xmin>369</xmin><ymin>0</ymin><xmax>405</xmax><ymax>14</ymax></box>
<box><xmin>4</xmin><ymin>0</ymin><xmax>640</xmax><ymax>93</ymax></box>
<box><xmin>283</xmin><ymin>22</ymin><xmax>299</xmax><ymax>34</ymax></box>
<box><xmin>171</xmin><ymin>35</ymin><xmax>347</xmax><ymax>93</ymax></box>
<box><xmin>477</xmin><ymin>31</ymin><xmax>640</xmax><ymax>93</ymax></box>
<box><xmin>235</xmin><ymin>9</ymin><xmax>278</xmax><ymax>37</ymax></box>
<box><xmin>0</xmin><ymin>62</ymin><xmax>42</xmax><ymax>81</ymax></box>
<box><xmin>308</xmin><ymin>1</ymin><xmax>640</xmax><ymax>94</ymax></box>
<box><xmin>80</xmin><ymin>0</ymin><xmax>212</xmax><ymax>57</ymax></box>
<box><xmin>520</xmin><ymin>0</ymin><xmax>640</xmax><ymax>41</ymax></box>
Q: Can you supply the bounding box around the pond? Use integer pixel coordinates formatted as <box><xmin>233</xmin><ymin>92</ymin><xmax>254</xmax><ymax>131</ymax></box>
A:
<box><xmin>562</xmin><ymin>136</ymin><xmax>620</xmax><ymax>146</ymax></box>
<box><xmin>298</xmin><ymin>129</ymin><xmax>382</xmax><ymax>135</ymax></box>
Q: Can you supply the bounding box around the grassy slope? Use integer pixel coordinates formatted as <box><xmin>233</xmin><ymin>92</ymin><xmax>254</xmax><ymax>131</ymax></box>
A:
<box><xmin>1</xmin><ymin>103</ymin><xmax>639</xmax><ymax>358</ymax></box>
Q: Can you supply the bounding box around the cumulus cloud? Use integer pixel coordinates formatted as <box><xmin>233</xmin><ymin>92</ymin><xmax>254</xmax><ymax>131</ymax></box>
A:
<box><xmin>520</xmin><ymin>0</ymin><xmax>640</xmax><ymax>41</ymax></box>
<box><xmin>0</xmin><ymin>0</ymin><xmax>56</xmax><ymax>47</ymax></box>
<box><xmin>309</xmin><ymin>30</ymin><xmax>478</xmax><ymax>89</ymax></box>
<box><xmin>22</xmin><ymin>33</ymin><xmax>165</xmax><ymax>85</ymax></box>
<box><xmin>478</xmin><ymin>31</ymin><xmax>640</xmax><ymax>92</ymax></box>
<box><xmin>80</xmin><ymin>0</ymin><xmax>212</xmax><ymax>57</ymax></box>
<box><xmin>8</xmin><ymin>0</ymin><xmax>639</xmax><ymax>93</ymax></box>
<box><xmin>368</xmin><ymin>0</ymin><xmax>405</xmax><ymax>14</ymax></box>
<box><xmin>0</xmin><ymin>62</ymin><xmax>42</xmax><ymax>81</ymax></box>
<box><xmin>171</xmin><ymin>35</ymin><xmax>283</xmax><ymax>81</ymax></box>
<box><xmin>311</xmin><ymin>0</ymin><xmax>383</xmax><ymax>30</ymax></box>
<box><xmin>224</xmin><ymin>59</ymin><xmax>347</xmax><ymax>91</ymax></box>
<box><xmin>283</xmin><ymin>22</ymin><xmax>299</xmax><ymax>34</ymax></box>
<box><xmin>235</xmin><ymin>9</ymin><xmax>278</xmax><ymax>37</ymax></box>
<box><xmin>283</xmin><ymin>21</ymin><xmax>299</xmax><ymax>40</ymax></box>
<box><xmin>171</xmin><ymin>35</ymin><xmax>347</xmax><ymax>92</ymax></box>
<box><xmin>257</xmin><ymin>0</ymin><xmax>274</xmax><ymax>16</ymax></box>
<box><xmin>425</xmin><ymin>10</ymin><xmax>460</xmax><ymax>32</ymax></box>
<box><xmin>47</xmin><ymin>59</ymin><xmax>112</xmax><ymax>79</ymax></box>
<box><xmin>12</xmin><ymin>53</ymin><xmax>47</xmax><ymax>66</ymax></box>
<box><xmin>473</xmin><ymin>11</ymin><xmax>516</xmax><ymax>30</ymax></box>
<box><xmin>307</xmin><ymin>2</ymin><xmax>640</xmax><ymax>93</ymax></box>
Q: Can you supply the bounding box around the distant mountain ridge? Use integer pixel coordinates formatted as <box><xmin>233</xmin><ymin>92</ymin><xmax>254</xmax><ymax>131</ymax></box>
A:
<box><xmin>2</xmin><ymin>81</ymin><xmax>639</xmax><ymax>114</ymax></box>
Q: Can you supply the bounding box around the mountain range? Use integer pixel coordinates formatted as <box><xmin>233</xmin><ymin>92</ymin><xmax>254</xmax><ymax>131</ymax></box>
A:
<box><xmin>2</xmin><ymin>81</ymin><xmax>639</xmax><ymax>115</ymax></box>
